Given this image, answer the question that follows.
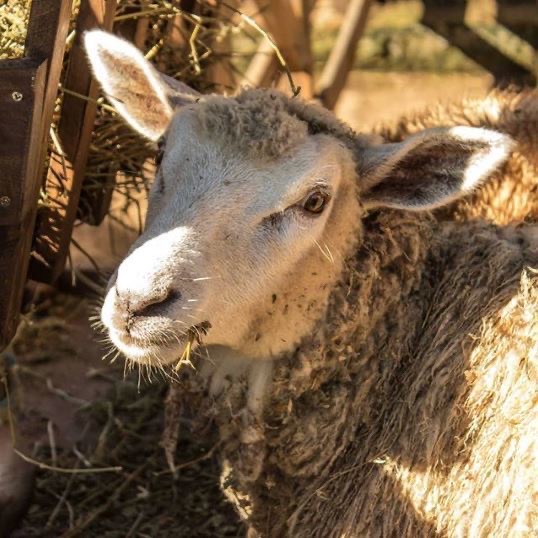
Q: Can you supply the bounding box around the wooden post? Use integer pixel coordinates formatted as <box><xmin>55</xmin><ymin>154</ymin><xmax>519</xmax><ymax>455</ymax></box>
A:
<box><xmin>30</xmin><ymin>0</ymin><xmax>118</xmax><ymax>283</ymax></box>
<box><xmin>241</xmin><ymin>38</ymin><xmax>279</xmax><ymax>89</ymax></box>
<box><xmin>253</xmin><ymin>0</ymin><xmax>315</xmax><ymax>97</ymax></box>
<box><xmin>0</xmin><ymin>60</ymin><xmax>47</xmax><ymax>348</ymax></box>
<box><xmin>253</xmin><ymin>0</ymin><xmax>312</xmax><ymax>72</ymax></box>
<box><xmin>0</xmin><ymin>0</ymin><xmax>71</xmax><ymax>349</ymax></box>
<box><xmin>316</xmin><ymin>0</ymin><xmax>371</xmax><ymax>110</ymax></box>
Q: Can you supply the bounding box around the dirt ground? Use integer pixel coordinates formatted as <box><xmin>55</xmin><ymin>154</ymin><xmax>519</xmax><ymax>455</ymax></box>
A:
<box><xmin>5</xmin><ymin>70</ymin><xmax>494</xmax><ymax>537</ymax></box>
<box><xmin>7</xmin><ymin>293</ymin><xmax>241</xmax><ymax>537</ymax></box>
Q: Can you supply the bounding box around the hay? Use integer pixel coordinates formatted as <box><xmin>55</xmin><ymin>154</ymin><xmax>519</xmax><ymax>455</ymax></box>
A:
<box><xmin>17</xmin><ymin>384</ymin><xmax>240</xmax><ymax>537</ymax></box>
<box><xmin>0</xmin><ymin>0</ymin><xmax>32</xmax><ymax>60</ymax></box>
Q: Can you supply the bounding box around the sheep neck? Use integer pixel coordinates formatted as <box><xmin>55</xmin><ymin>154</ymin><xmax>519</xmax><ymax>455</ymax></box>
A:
<box><xmin>274</xmin><ymin>210</ymin><xmax>435</xmax><ymax>413</ymax></box>
<box><xmin>229</xmin><ymin>209</ymin><xmax>439</xmax><ymax>488</ymax></box>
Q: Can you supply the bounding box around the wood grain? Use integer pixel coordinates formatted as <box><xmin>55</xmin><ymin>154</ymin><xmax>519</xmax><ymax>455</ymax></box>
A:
<box><xmin>0</xmin><ymin>61</ymin><xmax>47</xmax><ymax>348</ymax></box>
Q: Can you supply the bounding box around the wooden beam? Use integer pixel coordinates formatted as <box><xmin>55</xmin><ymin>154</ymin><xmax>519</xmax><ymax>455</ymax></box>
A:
<box><xmin>316</xmin><ymin>0</ymin><xmax>371</xmax><ymax>110</ymax></box>
<box><xmin>30</xmin><ymin>0</ymin><xmax>118</xmax><ymax>283</ymax></box>
<box><xmin>242</xmin><ymin>38</ymin><xmax>279</xmax><ymax>88</ymax></box>
<box><xmin>422</xmin><ymin>1</ymin><xmax>535</xmax><ymax>85</ymax></box>
<box><xmin>253</xmin><ymin>0</ymin><xmax>312</xmax><ymax>73</ymax></box>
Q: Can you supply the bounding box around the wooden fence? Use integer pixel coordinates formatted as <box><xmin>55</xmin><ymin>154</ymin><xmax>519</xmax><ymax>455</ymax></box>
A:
<box><xmin>0</xmin><ymin>0</ymin><xmax>71</xmax><ymax>348</ymax></box>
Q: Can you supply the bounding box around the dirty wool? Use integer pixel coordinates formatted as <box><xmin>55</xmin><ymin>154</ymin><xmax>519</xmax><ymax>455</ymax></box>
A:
<box><xmin>166</xmin><ymin>90</ymin><xmax>538</xmax><ymax>537</ymax></box>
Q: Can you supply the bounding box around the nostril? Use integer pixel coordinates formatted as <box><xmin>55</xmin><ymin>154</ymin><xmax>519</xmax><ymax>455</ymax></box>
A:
<box><xmin>133</xmin><ymin>289</ymin><xmax>182</xmax><ymax>318</ymax></box>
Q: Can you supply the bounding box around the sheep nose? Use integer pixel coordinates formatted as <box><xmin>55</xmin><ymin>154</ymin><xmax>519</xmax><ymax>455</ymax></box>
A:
<box><xmin>117</xmin><ymin>288</ymin><xmax>181</xmax><ymax>318</ymax></box>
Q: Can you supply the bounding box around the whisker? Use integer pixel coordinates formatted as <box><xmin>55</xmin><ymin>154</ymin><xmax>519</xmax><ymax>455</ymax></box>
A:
<box><xmin>313</xmin><ymin>239</ymin><xmax>334</xmax><ymax>264</ymax></box>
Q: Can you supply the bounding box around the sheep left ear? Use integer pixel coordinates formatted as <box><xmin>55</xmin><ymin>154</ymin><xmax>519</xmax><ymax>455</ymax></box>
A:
<box><xmin>359</xmin><ymin>127</ymin><xmax>513</xmax><ymax>211</ymax></box>
<box><xmin>84</xmin><ymin>30</ymin><xmax>199</xmax><ymax>141</ymax></box>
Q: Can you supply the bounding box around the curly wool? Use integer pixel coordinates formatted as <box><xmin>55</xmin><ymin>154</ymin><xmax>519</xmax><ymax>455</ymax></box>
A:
<box><xmin>218</xmin><ymin>216</ymin><xmax>537</xmax><ymax>538</ymax></box>
<box><xmin>195</xmin><ymin>89</ymin><xmax>374</xmax><ymax>160</ymax></box>
<box><xmin>165</xmin><ymin>90</ymin><xmax>538</xmax><ymax>537</ymax></box>
<box><xmin>196</xmin><ymin>90</ymin><xmax>309</xmax><ymax>159</ymax></box>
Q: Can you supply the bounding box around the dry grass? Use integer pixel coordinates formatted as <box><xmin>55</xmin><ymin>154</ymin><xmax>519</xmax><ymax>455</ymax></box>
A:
<box><xmin>0</xmin><ymin>0</ymin><xmax>32</xmax><ymax>60</ymax></box>
<box><xmin>16</xmin><ymin>382</ymin><xmax>241</xmax><ymax>536</ymax></box>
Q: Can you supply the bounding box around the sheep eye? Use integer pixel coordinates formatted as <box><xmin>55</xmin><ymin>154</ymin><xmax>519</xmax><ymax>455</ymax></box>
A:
<box><xmin>302</xmin><ymin>190</ymin><xmax>329</xmax><ymax>214</ymax></box>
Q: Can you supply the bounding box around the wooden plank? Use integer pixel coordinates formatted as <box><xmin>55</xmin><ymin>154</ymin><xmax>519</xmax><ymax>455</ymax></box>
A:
<box><xmin>0</xmin><ymin>61</ymin><xmax>47</xmax><ymax>348</ymax></box>
<box><xmin>423</xmin><ymin>1</ymin><xmax>538</xmax><ymax>26</ymax></box>
<box><xmin>59</xmin><ymin>1</ymin><xmax>117</xmax><ymax>157</ymax></box>
<box><xmin>30</xmin><ymin>0</ymin><xmax>118</xmax><ymax>283</ymax></box>
<box><xmin>25</xmin><ymin>0</ymin><xmax>72</xmax><ymax>86</ymax></box>
<box><xmin>422</xmin><ymin>1</ymin><xmax>535</xmax><ymax>85</ymax></box>
<box><xmin>0</xmin><ymin>60</ymin><xmax>46</xmax><ymax>226</ymax></box>
<box><xmin>240</xmin><ymin>0</ymin><xmax>315</xmax><ymax>90</ymax></box>
<box><xmin>253</xmin><ymin>0</ymin><xmax>312</xmax><ymax>73</ymax></box>
<box><xmin>315</xmin><ymin>0</ymin><xmax>371</xmax><ymax>110</ymax></box>
<box><xmin>242</xmin><ymin>38</ymin><xmax>279</xmax><ymax>88</ymax></box>
<box><xmin>497</xmin><ymin>1</ymin><xmax>538</xmax><ymax>48</ymax></box>
<box><xmin>24</xmin><ymin>0</ymin><xmax>72</xmax><ymax>221</ymax></box>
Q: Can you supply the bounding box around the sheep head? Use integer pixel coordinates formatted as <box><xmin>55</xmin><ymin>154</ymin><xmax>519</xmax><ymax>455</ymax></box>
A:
<box><xmin>85</xmin><ymin>31</ymin><xmax>513</xmax><ymax>369</ymax></box>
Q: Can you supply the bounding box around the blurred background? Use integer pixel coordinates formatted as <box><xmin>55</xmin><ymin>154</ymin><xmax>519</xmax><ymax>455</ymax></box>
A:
<box><xmin>0</xmin><ymin>1</ymin><xmax>536</xmax><ymax>536</ymax></box>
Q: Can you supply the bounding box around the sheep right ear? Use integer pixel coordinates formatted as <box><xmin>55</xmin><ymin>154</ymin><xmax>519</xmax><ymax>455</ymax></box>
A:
<box><xmin>358</xmin><ymin>127</ymin><xmax>513</xmax><ymax>211</ymax></box>
<box><xmin>84</xmin><ymin>30</ymin><xmax>199</xmax><ymax>141</ymax></box>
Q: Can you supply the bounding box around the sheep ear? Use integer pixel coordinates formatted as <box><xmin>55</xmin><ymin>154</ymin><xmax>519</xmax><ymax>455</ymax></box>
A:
<box><xmin>359</xmin><ymin>127</ymin><xmax>513</xmax><ymax>211</ymax></box>
<box><xmin>84</xmin><ymin>30</ymin><xmax>199</xmax><ymax>141</ymax></box>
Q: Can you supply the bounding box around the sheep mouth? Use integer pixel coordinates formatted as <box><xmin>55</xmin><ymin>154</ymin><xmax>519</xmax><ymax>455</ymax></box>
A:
<box><xmin>109</xmin><ymin>321</ymin><xmax>212</xmax><ymax>365</ymax></box>
<box><xmin>119</xmin><ymin>320</ymin><xmax>211</xmax><ymax>347</ymax></box>
<box><xmin>185</xmin><ymin>320</ymin><xmax>212</xmax><ymax>344</ymax></box>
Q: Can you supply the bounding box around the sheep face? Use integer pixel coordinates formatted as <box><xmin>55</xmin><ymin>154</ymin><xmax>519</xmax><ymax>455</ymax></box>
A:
<box><xmin>100</xmin><ymin>106</ymin><xmax>358</xmax><ymax>366</ymax></box>
<box><xmin>85</xmin><ymin>31</ymin><xmax>513</xmax><ymax>368</ymax></box>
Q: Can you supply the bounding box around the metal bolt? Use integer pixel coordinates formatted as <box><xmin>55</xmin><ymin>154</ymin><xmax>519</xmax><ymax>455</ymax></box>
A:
<box><xmin>11</xmin><ymin>91</ymin><xmax>23</xmax><ymax>102</ymax></box>
<box><xmin>0</xmin><ymin>196</ymin><xmax>11</xmax><ymax>208</ymax></box>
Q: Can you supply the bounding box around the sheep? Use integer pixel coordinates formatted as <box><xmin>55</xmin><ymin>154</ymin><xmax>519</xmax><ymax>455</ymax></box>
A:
<box><xmin>84</xmin><ymin>31</ymin><xmax>538</xmax><ymax>538</ymax></box>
